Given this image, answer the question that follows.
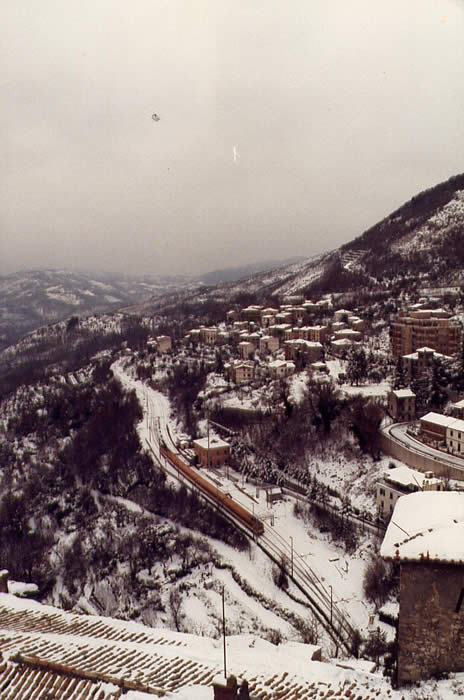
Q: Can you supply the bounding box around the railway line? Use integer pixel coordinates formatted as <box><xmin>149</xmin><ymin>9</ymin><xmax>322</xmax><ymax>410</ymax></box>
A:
<box><xmin>114</xmin><ymin>364</ymin><xmax>358</xmax><ymax>652</ymax></box>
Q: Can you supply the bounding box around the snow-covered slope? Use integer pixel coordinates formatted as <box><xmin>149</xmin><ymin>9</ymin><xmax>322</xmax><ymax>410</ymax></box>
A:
<box><xmin>0</xmin><ymin>268</ymin><xmax>189</xmax><ymax>350</ymax></box>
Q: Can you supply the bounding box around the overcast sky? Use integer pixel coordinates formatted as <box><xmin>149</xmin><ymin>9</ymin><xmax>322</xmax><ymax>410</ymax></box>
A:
<box><xmin>2</xmin><ymin>0</ymin><xmax>464</xmax><ymax>277</ymax></box>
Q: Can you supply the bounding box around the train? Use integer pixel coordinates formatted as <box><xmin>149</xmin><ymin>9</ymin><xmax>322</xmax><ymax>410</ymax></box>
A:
<box><xmin>160</xmin><ymin>444</ymin><xmax>264</xmax><ymax>537</ymax></box>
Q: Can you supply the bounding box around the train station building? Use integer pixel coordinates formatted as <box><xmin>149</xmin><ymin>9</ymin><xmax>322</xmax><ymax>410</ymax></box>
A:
<box><xmin>193</xmin><ymin>437</ymin><xmax>231</xmax><ymax>468</ymax></box>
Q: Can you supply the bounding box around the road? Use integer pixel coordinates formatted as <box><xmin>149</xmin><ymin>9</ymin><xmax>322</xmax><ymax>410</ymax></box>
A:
<box><xmin>383</xmin><ymin>421</ymin><xmax>464</xmax><ymax>478</ymax></box>
<box><xmin>113</xmin><ymin>361</ymin><xmax>357</xmax><ymax>652</ymax></box>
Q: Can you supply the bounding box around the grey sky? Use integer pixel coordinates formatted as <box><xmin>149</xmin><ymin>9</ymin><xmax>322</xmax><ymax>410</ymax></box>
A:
<box><xmin>2</xmin><ymin>0</ymin><xmax>464</xmax><ymax>277</ymax></box>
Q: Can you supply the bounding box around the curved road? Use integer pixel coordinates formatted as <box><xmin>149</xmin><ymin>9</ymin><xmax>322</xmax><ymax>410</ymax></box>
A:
<box><xmin>383</xmin><ymin>422</ymin><xmax>464</xmax><ymax>479</ymax></box>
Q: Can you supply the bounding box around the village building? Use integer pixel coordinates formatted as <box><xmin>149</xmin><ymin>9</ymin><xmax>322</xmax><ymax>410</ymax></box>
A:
<box><xmin>200</xmin><ymin>327</ymin><xmax>219</xmax><ymax>345</ymax></box>
<box><xmin>446</xmin><ymin>417</ymin><xmax>464</xmax><ymax>455</ymax></box>
<box><xmin>401</xmin><ymin>346</ymin><xmax>451</xmax><ymax>379</ymax></box>
<box><xmin>224</xmin><ymin>361</ymin><xmax>255</xmax><ymax>384</ymax></box>
<box><xmin>156</xmin><ymin>335</ymin><xmax>172</xmax><ymax>353</ymax></box>
<box><xmin>451</xmin><ymin>398</ymin><xmax>464</xmax><ymax>419</ymax></box>
<box><xmin>419</xmin><ymin>412</ymin><xmax>456</xmax><ymax>446</ymax></box>
<box><xmin>388</xmin><ymin>388</ymin><xmax>416</xmax><ymax>422</ymax></box>
<box><xmin>334</xmin><ymin>309</ymin><xmax>353</xmax><ymax>323</ymax></box>
<box><xmin>275</xmin><ymin>311</ymin><xmax>293</xmax><ymax>324</ymax></box>
<box><xmin>238</xmin><ymin>341</ymin><xmax>255</xmax><ymax>360</ymax></box>
<box><xmin>331</xmin><ymin>321</ymin><xmax>346</xmax><ymax>332</ymax></box>
<box><xmin>330</xmin><ymin>338</ymin><xmax>353</xmax><ymax>357</ymax></box>
<box><xmin>307</xmin><ymin>325</ymin><xmax>329</xmax><ymax>343</ymax></box>
<box><xmin>380</xmin><ymin>491</ymin><xmax>464</xmax><ymax>685</ymax></box>
<box><xmin>390</xmin><ymin>309</ymin><xmax>462</xmax><ymax>359</ymax></box>
<box><xmin>284</xmin><ymin>339</ymin><xmax>322</xmax><ymax>364</ymax></box>
<box><xmin>376</xmin><ymin>465</ymin><xmax>443</xmax><ymax>518</ymax></box>
<box><xmin>333</xmin><ymin>328</ymin><xmax>362</xmax><ymax>342</ymax></box>
<box><xmin>259</xmin><ymin>335</ymin><xmax>279</xmax><ymax>354</ymax></box>
<box><xmin>268</xmin><ymin>359</ymin><xmax>295</xmax><ymax>379</ymax></box>
<box><xmin>268</xmin><ymin>323</ymin><xmax>292</xmax><ymax>342</ymax></box>
<box><xmin>193</xmin><ymin>437</ymin><xmax>231</xmax><ymax>468</ymax></box>
<box><xmin>348</xmin><ymin>317</ymin><xmax>365</xmax><ymax>332</ymax></box>
<box><xmin>241</xmin><ymin>306</ymin><xmax>263</xmax><ymax>323</ymax></box>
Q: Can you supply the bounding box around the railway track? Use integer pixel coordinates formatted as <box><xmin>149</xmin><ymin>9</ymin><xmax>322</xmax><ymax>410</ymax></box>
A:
<box><xmin>114</xmin><ymin>366</ymin><xmax>358</xmax><ymax>653</ymax></box>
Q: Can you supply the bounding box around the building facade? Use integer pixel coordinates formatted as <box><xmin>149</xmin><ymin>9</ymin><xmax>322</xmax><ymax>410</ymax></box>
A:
<box><xmin>390</xmin><ymin>310</ymin><xmax>462</xmax><ymax>359</ymax></box>
<box><xmin>381</xmin><ymin>492</ymin><xmax>464</xmax><ymax>685</ymax></box>
<box><xmin>193</xmin><ymin>437</ymin><xmax>231</xmax><ymax>468</ymax></box>
<box><xmin>388</xmin><ymin>389</ymin><xmax>416</xmax><ymax>421</ymax></box>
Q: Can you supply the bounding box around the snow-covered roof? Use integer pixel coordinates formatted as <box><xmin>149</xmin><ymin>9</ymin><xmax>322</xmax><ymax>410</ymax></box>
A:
<box><xmin>331</xmin><ymin>339</ymin><xmax>352</xmax><ymax>346</ymax></box>
<box><xmin>391</xmin><ymin>389</ymin><xmax>415</xmax><ymax>399</ymax></box>
<box><xmin>381</xmin><ymin>465</ymin><xmax>441</xmax><ymax>489</ymax></box>
<box><xmin>448</xmin><ymin>417</ymin><xmax>464</xmax><ymax>433</ymax></box>
<box><xmin>193</xmin><ymin>437</ymin><xmax>230</xmax><ymax>450</ymax></box>
<box><xmin>452</xmin><ymin>399</ymin><xmax>464</xmax><ymax>409</ymax></box>
<box><xmin>419</xmin><ymin>412</ymin><xmax>456</xmax><ymax>427</ymax></box>
<box><xmin>380</xmin><ymin>492</ymin><xmax>464</xmax><ymax>563</ymax></box>
<box><xmin>269</xmin><ymin>360</ymin><xmax>287</xmax><ymax>368</ymax></box>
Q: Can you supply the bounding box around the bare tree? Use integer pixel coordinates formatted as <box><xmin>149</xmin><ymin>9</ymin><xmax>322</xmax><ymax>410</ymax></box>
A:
<box><xmin>169</xmin><ymin>586</ymin><xmax>184</xmax><ymax>632</ymax></box>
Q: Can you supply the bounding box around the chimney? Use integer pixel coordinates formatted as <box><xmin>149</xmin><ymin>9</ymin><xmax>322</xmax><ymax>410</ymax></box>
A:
<box><xmin>0</xmin><ymin>570</ymin><xmax>8</xmax><ymax>594</ymax></box>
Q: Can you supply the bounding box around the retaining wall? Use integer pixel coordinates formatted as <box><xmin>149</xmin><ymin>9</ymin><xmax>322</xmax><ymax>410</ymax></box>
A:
<box><xmin>379</xmin><ymin>432</ymin><xmax>464</xmax><ymax>482</ymax></box>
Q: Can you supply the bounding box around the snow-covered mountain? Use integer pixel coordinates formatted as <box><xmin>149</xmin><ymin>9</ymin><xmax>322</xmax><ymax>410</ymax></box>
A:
<box><xmin>0</xmin><ymin>268</ymin><xmax>189</xmax><ymax>350</ymax></box>
<box><xmin>124</xmin><ymin>172</ymin><xmax>464</xmax><ymax>318</ymax></box>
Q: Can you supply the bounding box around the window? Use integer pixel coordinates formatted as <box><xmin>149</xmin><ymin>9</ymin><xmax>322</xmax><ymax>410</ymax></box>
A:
<box><xmin>380</xmin><ymin>488</ymin><xmax>385</xmax><ymax>496</ymax></box>
<box><xmin>390</xmin><ymin>492</ymin><xmax>393</xmax><ymax>499</ymax></box>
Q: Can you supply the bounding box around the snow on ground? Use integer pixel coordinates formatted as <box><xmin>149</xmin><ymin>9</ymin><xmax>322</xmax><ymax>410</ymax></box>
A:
<box><xmin>288</xmin><ymin>370</ymin><xmax>309</xmax><ymax>405</ymax></box>
<box><xmin>342</xmin><ymin>381</ymin><xmax>390</xmax><ymax>398</ymax></box>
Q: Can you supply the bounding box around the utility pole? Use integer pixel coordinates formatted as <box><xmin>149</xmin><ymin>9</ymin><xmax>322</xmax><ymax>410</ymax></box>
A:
<box><xmin>330</xmin><ymin>584</ymin><xmax>333</xmax><ymax>626</ymax></box>
<box><xmin>222</xmin><ymin>586</ymin><xmax>227</xmax><ymax>679</ymax></box>
<box><xmin>290</xmin><ymin>536</ymin><xmax>294</xmax><ymax>577</ymax></box>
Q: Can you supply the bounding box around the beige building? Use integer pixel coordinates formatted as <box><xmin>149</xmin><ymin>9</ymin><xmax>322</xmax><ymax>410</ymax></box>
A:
<box><xmin>390</xmin><ymin>310</ymin><xmax>462</xmax><ymax>359</ymax></box>
<box><xmin>268</xmin><ymin>359</ymin><xmax>294</xmax><ymax>379</ymax></box>
<box><xmin>284</xmin><ymin>339</ymin><xmax>323</xmax><ymax>363</ymax></box>
<box><xmin>225</xmin><ymin>360</ymin><xmax>255</xmax><ymax>384</ymax></box>
<box><xmin>376</xmin><ymin>465</ymin><xmax>443</xmax><ymax>518</ymax></box>
<box><xmin>446</xmin><ymin>417</ymin><xmax>464</xmax><ymax>455</ymax></box>
<box><xmin>193</xmin><ymin>437</ymin><xmax>230</xmax><ymax>467</ymax></box>
<box><xmin>199</xmin><ymin>327</ymin><xmax>218</xmax><ymax>345</ymax></box>
<box><xmin>156</xmin><ymin>335</ymin><xmax>172</xmax><ymax>353</ymax></box>
<box><xmin>259</xmin><ymin>335</ymin><xmax>279</xmax><ymax>354</ymax></box>
<box><xmin>388</xmin><ymin>388</ymin><xmax>416</xmax><ymax>422</ymax></box>
<box><xmin>238</xmin><ymin>341</ymin><xmax>255</xmax><ymax>360</ymax></box>
<box><xmin>401</xmin><ymin>346</ymin><xmax>451</xmax><ymax>379</ymax></box>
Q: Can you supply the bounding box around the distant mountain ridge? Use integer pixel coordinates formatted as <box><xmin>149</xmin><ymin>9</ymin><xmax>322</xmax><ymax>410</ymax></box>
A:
<box><xmin>0</xmin><ymin>268</ymin><xmax>189</xmax><ymax>350</ymax></box>
<box><xmin>226</xmin><ymin>172</ymin><xmax>464</xmax><ymax>299</ymax></box>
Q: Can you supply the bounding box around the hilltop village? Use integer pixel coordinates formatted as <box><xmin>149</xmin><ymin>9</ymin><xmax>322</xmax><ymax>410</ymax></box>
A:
<box><xmin>1</xmin><ymin>283</ymin><xmax>464</xmax><ymax>697</ymax></box>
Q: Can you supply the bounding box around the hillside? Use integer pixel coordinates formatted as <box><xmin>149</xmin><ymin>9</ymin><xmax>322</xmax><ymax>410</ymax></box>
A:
<box><xmin>133</xmin><ymin>172</ymin><xmax>464</xmax><ymax>311</ymax></box>
<box><xmin>0</xmin><ymin>268</ymin><xmax>189</xmax><ymax>350</ymax></box>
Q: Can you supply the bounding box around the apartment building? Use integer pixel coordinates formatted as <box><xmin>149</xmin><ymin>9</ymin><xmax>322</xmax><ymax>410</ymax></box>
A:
<box><xmin>401</xmin><ymin>346</ymin><xmax>452</xmax><ymax>379</ymax></box>
<box><xmin>390</xmin><ymin>309</ymin><xmax>462</xmax><ymax>359</ymax></box>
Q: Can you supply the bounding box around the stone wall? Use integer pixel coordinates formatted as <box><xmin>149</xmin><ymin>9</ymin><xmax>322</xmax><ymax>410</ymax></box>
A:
<box><xmin>398</xmin><ymin>562</ymin><xmax>464</xmax><ymax>685</ymax></box>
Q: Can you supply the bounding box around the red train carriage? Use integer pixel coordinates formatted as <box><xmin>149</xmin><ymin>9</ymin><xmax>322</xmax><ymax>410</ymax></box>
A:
<box><xmin>160</xmin><ymin>445</ymin><xmax>264</xmax><ymax>536</ymax></box>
